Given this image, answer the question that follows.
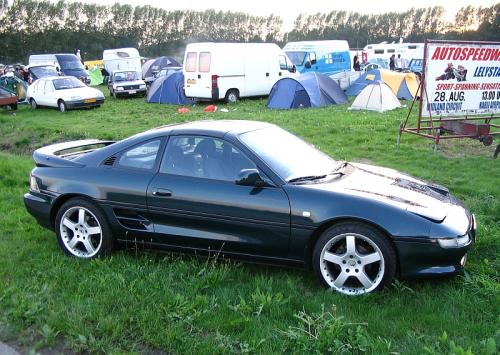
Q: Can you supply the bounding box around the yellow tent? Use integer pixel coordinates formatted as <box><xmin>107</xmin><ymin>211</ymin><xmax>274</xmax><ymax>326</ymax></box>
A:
<box><xmin>379</xmin><ymin>69</ymin><xmax>419</xmax><ymax>99</ymax></box>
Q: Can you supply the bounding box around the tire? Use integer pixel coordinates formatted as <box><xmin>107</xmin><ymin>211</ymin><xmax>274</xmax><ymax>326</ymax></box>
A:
<box><xmin>113</xmin><ymin>91</ymin><xmax>118</xmax><ymax>99</ymax></box>
<box><xmin>312</xmin><ymin>222</ymin><xmax>396</xmax><ymax>295</ymax></box>
<box><xmin>55</xmin><ymin>198</ymin><xmax>114</xmax><ymax>259</ymax></box>
<box><xmin>30</xmin><ymin>98</ymin><xmax>37</xmax><ymax>109</ymax></box>
<box><xmin>225</xmin><ymin>89</ymin><xmax>239</xmax><ymax>104</ymax></box>
<box><xmin>58</xmin><ymin>100</ymin><xmax>67</xmax><ymax>112</ymax></box>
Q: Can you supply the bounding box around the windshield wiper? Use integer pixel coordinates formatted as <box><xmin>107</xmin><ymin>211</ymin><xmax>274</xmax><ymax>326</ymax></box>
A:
<box><xmin>288</xmin><ymin>175</ymin><xmax>327</xmax><ymax>183</ymax></box>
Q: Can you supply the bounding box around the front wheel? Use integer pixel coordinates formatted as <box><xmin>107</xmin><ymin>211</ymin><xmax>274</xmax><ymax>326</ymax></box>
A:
<box><xmin>312</xmin><ymin>223</ymin><xmax>396</xmax><ymax>295</ymax></box>
<box><xmin>30</xmin><ymin>98</ymin><xmax>37</xmax><ymax>109</ymax></box>
<box><xmin>58</xmin><ymin>100</ymin><xmax>67</xmax><ymax>112</ymax></box>
<box><xmin>225</xmin><ymin>89</ymin><xmax>239</xmax><ymax>104</ymax></box>
<box><xmin>55</xmin><ymin>198</ymin><xmax>114</xmax><ymax>259</ymax></box>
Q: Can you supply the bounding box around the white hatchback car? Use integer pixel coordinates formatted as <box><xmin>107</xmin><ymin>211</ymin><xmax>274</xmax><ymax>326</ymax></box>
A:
<box><xmin>28</xmin><ymin>76</ymin><xmax>105</xmax><ymax>112</ymax></box>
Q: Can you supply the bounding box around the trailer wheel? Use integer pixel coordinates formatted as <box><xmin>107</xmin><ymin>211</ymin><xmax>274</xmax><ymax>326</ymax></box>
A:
<box><xmin>225</xmin><ymin>89</ymin><xmax>239</xmax><ymax>104</ymax></box>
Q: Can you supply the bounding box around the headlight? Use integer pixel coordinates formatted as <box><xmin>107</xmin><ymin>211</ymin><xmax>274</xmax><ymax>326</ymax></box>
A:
<box><xmin>30</xmin><ymin>174</ymin><xmax>39</xmax><ymax>192</ymax></box>
<box><xmin>139</xmin><ymin>84</ymin><xmax>146</xmax><ymax>89</ymax></box>
<box><xmin>437</xmin><ymin>234</ymin><xmax>471</xmax><ymax>248</ymax></box>
<box><xmin>116</xmin><ymin>87</ymin><xmax>124</xmax><ymax>91</ymax></box>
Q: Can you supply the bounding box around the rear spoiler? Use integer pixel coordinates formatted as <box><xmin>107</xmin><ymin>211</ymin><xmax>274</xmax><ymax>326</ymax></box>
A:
<box><xmin>33</xmin><ymin>139</ymin><xmax>115</xmax><ymax>168</ymax></box>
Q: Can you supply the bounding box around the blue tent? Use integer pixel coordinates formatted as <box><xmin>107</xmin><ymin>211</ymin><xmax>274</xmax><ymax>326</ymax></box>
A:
<box><xmin>146</xmin><ymin>72</ymin><xmax>192</xmax><ymax>105</ymax></box>
<box><xmin>267</xmin><ymin>72</ymin><xmax>347</xmax><ymax>109</ymax></box>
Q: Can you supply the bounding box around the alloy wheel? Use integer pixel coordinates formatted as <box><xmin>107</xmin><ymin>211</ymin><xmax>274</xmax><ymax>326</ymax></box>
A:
<box><xmin>319</xmin><ymin>233</ymin><xmax>385</xmax><ymax>295</ymax></box>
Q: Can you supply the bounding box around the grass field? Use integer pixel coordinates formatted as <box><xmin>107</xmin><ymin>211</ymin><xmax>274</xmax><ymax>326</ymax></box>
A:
<box><xmin>0</xmin><ymin>89</ymin><xmax>499</xmax><ymax>354</ymax></box>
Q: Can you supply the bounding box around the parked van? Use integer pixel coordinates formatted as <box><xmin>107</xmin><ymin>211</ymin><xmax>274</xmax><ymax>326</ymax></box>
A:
<box><xmin>183</xmin><ymin>42</ymin><xmax>296</xmax><ymax>103</ymax></box>
<box><xmin>103</xmin><ymin>48</ymin><xmax>142</xmax><ymax>79</ymax></box>
<box><xmin>28</xmin><ymin>54</ymin><xmax>90</xmax><ymax>84</ymax></box>
<box><xmin>283</xmin><ymin>40</ymin><xmax>351</xmax><ymax>76</ymax></box>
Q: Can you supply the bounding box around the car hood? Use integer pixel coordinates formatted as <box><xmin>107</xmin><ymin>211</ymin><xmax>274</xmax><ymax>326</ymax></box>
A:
<box><xmin>60</xmin><ymin>87</ymin><xmax>103</xmax><ymax>99</ymax></box>
<box><xmin>310</xmin><ymin>163</ymin><xmax>452</xmax><ymax>222</ymax></box>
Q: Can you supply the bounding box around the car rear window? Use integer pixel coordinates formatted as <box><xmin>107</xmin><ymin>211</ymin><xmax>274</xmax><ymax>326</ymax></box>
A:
<box><xmin>199</xmin><ymin>52</ymin><xmax>211</xmax><ymax>73</ymax></box>
<box><xmin>185</xmin><ymin>52</ymin><xmax>197</xmax><ymax>72</ymax></box>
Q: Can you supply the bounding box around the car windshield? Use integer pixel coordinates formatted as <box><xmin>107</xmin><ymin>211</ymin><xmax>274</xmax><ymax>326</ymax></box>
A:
<box><xmin>53</xmin><ymin>77</ymin><xmax>86</xmax><ymax>90</ymax></box>
<box><xmin>239</xmin><ymin>126</ymin><xmax>337</xmax><ymax>182</ymax></box>
<box><xmin>30</xmin><ymin>66</ymin><xmax>58</xmax><ymax>78</ymax></box>
<box><xmin>114</xmin><ymin>71</ymin><xmax>138</xmax><ymax>81</ymax></box>
<box><xmin>55</xmin><ymin>55</ymin><xmax>85</xmax><ymax>71</ymax></box>
<box><xmin>285</xmin><ymin>51</ymin><xmax>307</xmax><ymax>66</ymax></box>
<box><xmin>410</xmin><ymin>59</ymin><xmax>422</xmax><ymax>66</ymax></box>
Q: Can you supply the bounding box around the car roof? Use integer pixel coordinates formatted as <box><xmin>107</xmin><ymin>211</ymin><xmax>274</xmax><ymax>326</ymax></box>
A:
<box><xmin>149</xmin><ymin>120</ymin><xmax>273</xmax><ymax>138</ymax></box>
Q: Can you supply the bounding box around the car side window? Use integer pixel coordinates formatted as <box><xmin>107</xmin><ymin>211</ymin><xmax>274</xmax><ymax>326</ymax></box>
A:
<box><xmin>117</xmin><ymin>139</ymin><xmax>161</xmax><ymax>170</ymax></box>
<box><xmin>160</xmin><ymin>136</ymin><xmax>257</xmax><ymax>181</ymax></box>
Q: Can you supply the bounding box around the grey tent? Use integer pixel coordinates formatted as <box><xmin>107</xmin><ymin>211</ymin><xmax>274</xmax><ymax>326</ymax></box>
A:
<box><xmin>142</xmin><ymin>56</ymin><xmax>181</xmax><ymax>79</ymax></box>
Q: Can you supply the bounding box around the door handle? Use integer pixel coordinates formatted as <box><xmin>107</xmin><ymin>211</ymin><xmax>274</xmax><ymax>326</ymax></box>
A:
<box><xmin>152</xmin><ymin>189</ymin><xmax>172</xmax><ymax>197</ymax></box>
<box><xmin>198</xmin><ymin>74</ymin><xmax>201</xmax><ymax>79</ymax></box>
<box><xmin>266</xmin><ymin>73</ymin><xmax>269</xmax><ymax>77</ymax></box>
<box><xmin>279</xmin><ymin>72</ymin><xmax>282</xmax><ymax>76</ymax></box>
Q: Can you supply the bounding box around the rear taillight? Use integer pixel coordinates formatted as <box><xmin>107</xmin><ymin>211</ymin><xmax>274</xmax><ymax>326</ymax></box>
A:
<box><xmin>211</xmin><ymin>75</ymin><xmax>218</xmax><ymax>89</ymax></box>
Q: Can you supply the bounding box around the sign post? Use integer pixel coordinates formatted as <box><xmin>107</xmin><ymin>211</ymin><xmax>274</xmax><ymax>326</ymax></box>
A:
<box><xmin>398</xmin><ymin>39</ymin><xmax>500</xmax><ymax>152</ymax></box>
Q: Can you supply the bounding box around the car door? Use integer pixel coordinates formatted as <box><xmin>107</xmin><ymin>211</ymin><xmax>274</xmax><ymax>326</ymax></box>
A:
<box><xmin>146</xmin><ymin>135</ymin><xmax>291</xmax><ymax>257</ymax></box>
<box><xmin>43</xmin><ymin>80</ymin><xmax>57</xmax><ymax>107</ymax></box>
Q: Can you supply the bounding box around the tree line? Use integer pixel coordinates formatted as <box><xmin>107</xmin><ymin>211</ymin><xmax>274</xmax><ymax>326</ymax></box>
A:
<box><xmin>0</xmin><ymin>0</ymin><xmax>498</xmax><ymax>63</ymax></box>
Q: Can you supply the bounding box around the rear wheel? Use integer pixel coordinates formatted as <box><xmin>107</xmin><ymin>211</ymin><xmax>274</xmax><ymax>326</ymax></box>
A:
<box><xmin>30</xmin><ymin>98</ymin><xmax>37</xmax><ymax>109</ymax></box>
<box><xmin>313</xmin><ymin>223</ymin><xmax>396</xmax><ymax>295</ymax></box>
<box><xmin>58</xmin><ymin>100</ymin><xmax>67</xmax><ymax>112</ymax></box>
<box><xmin>225</xmin><ymin>89</ymin><xmax>239</xmax><ymax>104</ymax></box>
<box><xmin>55</xmin><ymin>198</ymin><xmax>113</xmax><ymax>259</ymax></box>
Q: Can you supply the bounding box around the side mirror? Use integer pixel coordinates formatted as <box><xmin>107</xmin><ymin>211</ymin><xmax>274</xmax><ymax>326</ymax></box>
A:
<box><xmin>304</xmin><ymin>61</ymin><xmax>311</xmax><ymax>69</ymax></box>
<box><xmin>311</xmin><ymin>59</ymin><xmax>317</xmax><ymax>65</ymax></box>
<box><xmin>236</xmin><ymin>169</ymin><xmax>267</xmax><ymax>187</ymax></box>
<box><xmin>291</xmin><ymin>65</ymin><xmax>296</xmax><ymax>73</ymax></box>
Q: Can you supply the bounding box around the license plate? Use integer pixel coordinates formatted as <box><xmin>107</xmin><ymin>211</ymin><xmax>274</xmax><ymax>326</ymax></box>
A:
<box><xmin>129</xmin><ymin>90</ymin><xmax>136</xmax><ymax>94</ymax></box>
<box><xmin>84</xmin><ymin>98</ymin><xmax>96</xmax><ymax>103</ymax></box>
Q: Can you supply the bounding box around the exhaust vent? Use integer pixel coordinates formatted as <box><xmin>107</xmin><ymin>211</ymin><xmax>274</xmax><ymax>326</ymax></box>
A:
<box><xmin>103</xmin><ymin>156</ymin><xmax>117</xmax><ymax>166</ymax></box>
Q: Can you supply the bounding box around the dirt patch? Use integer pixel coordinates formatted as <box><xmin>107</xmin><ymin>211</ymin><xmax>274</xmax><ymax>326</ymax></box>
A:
<box><xmin>436</xmin><ymin>137</ymin><xmax>499</xmax><ymax>159</ymax></box>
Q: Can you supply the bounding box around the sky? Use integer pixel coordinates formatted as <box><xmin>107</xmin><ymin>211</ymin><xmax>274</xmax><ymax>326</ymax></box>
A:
<box><xmin>64</xmin><ymin>0</ymin><xmax>498</xmax><ymax>32</ymax></box>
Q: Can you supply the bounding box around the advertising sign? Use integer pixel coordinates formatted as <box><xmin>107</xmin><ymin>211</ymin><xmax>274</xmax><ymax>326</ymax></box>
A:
<box><xmin>422</xmin><ymin>40</ymin><xmax>500</xmax><ymax>117</ymax></box>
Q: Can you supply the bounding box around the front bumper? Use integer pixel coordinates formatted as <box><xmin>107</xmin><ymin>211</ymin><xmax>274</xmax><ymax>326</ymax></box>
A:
<box><xmin>66</xmin><ymin>98</ymin><xmax>104</xmax><ymax>109</ymax></box>
<box><xmin>24</xmin><ymin>191</ymin><xmax>57</xmax><ymax>230</ymax></box>
<box><xmin>115</xmin><ymin>88</ymin><xmax>147</xmax><ymax>97</ymax></box>
<box><xmin>395</xmin><ymin>237</ymin><xmax>472</xmax><ymax>278</ymax></box>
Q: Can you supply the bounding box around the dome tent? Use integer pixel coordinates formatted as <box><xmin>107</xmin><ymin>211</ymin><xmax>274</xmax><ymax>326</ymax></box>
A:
<box><xmin>346</xmin><ymin>69</ymin><xmax>419</xmax><ymax>100</ymax></box>
<box><xmin>146</xmin><ymin>72</ymin><xmax>193</xmax><ymax>105</ymax></box>
<box><xmin>142</xmin><ymin>56</ymin><xmax>180</xmax><ymax>79</ymax></box>
<box><xmin>349</xmin><ymin>80</ymin><xmax>401</xmax><ymax>113</ymax></box>
<box><xmin>267</xmin><ymin>72</ymin><xmax>347</xmax><ymax>109</ymax></box>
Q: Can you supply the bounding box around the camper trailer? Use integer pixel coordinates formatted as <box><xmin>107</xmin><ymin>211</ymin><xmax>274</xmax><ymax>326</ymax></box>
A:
<box><xmin>28</xmin><ymin>54</ymin><xmax>90</xmax><ymax>84</ymax></box>
<box><xmin>362</xmin><ymin>42</ymin><xmax>424</xmax><ymax>66</ymax></box>
<box><xmin>103</xmin><ymin>48</ymin><xmax>142</xmax><ymax>79</ymax></box>
<box><xmin>283</xmin><ymin>40</ymin><xmax>351</xmax><ymax>76</ymax></box>
<box><xmin>183</xmin><ymin>42</ymin><xmax>296</xmax><ymax>103</ymax></box>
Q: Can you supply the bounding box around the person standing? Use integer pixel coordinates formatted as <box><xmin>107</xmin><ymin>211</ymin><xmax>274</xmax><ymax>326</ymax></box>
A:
<box><xmin>353</xmin><ymin>55</ymin><xmax>361</xmax><ymax>71</ymax></box>
<box><xmin>389</xmin><ymin>54</ymin><xmax>396</xmax><ymax>71</ymax></box>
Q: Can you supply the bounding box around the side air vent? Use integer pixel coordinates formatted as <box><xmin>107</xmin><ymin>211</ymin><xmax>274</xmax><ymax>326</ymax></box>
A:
<box><xmin>103</xmin><ymin>156</ymin><xmax>117</xmax><ymax>166</ymax></box>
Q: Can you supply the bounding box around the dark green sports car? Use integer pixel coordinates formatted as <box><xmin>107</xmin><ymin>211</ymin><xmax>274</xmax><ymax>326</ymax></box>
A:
<box><xmin>24</xmin><ymin>120</ymin><xmax>475</xmax><ymax>295</ymax></box>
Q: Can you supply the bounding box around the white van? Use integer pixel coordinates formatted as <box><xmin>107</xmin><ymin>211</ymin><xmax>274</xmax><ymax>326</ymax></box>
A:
<box><xmin>283</xmin><ymin>40</ymin><xmax>351</xmax><ymax>75</ymax></box>
<box><xmin>183</xmin><ymin>43</ymin><xmax>296</xmax><ymax>103</ymax></box>
<box><xmin>102</xmin><ymin>48</ymin><xmax>142</xmax><ymax>79</ymax></box>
